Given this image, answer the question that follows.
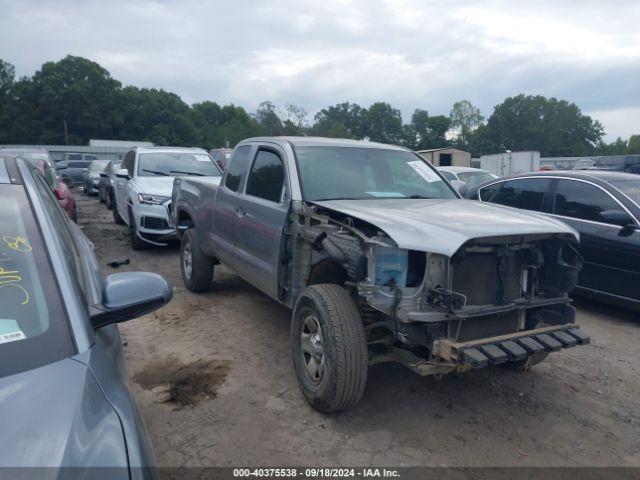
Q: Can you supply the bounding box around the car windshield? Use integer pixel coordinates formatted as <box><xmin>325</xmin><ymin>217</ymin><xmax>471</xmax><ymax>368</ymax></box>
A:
<box><xmin>0</xmin><ymin>185</ymin><xmax>74</xmax><ymax>378</ymax></box>
<box><xmin>610</xmin><ymin>179</ymin><xmax>640</xmax><ymax>205</ymax></box>
<box><xmin>294</xmin><ymin>146</ymin><xmax>458</xmax><ymax>201</ymax></box>
<box><xmin>458</xmin><ymin>171</ymin><xmax>496</xmax><ymax>187</ymax></box>
<box><xmin>137</xmin><ymin>152</ymin><xmax>221</xmax><ymax>177</ymax></box>
<box><xmin>88</xmin><ymin>160</ymin><xmax>109</xmax><ymax>172</ymax></box>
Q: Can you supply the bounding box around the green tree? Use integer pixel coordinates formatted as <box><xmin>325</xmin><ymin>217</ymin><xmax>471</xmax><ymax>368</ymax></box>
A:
<box><xmin>365</xmin><ymin>102</ymin><xmax>403</xmax><ymax>144</ymax></box>
<box><xmin>402</xmin><ymin>109</ymin><xmax>451</xmax><ymax>150</ymax></box>
<box><xmin>282</xmin><ymin>103</ymin><xmax>308</xmax><ymax>135</ymax></box>
<box><xmin>483</xmin><ymin>94</ymin><xmax>603</xmax><ymax>156</ymax></box>
<box><xmin>595</xmin><ymin>137</ymin><xmax>628</xmax><ymax>155</ymax></box>
<box><xmin>449</xmin><ymin>100</ymin><xmax>483</xmax><ymax>147</ymax></box>
<box><xmin>0</xmin><ymin>59</ymin><xmax>16</xmax><ymax>142</ymax></box>
<box><xmin>255</xmin><ymin>100</ymin><xmax>284</xmax><ymax>136</ymax></box>
<box><xmin>117</xmin><ymin>86</ymin><xmax>198</xmax><ymax>146</ymax></box>
<box><xmin>24</xmin><ymin>55</ymin><xmax>122</xmax><ymax>144</ymax></box>
<box><xmin>626</xmin><ymin>134</ymin><xmax>640</xmax><ymax>154</ymax></box>
<box><xmin>312</xmin><ymin>102</ymin><xmax>368</xmax><ymax>139</ymax></box>
<box><xmin>191</xmin><ymin>101</ymin><xmax>260</xmax><ymax>148</ymax></box>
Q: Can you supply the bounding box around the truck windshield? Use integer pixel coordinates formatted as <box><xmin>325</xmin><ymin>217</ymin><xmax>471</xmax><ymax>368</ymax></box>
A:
<box><xmin>294</xmin><ymin>146</ymin><xmax>458</xmax><ymax>201</ymax></box>
<box><xmin>137</xmin><ymin>152</ymin><xmax>221</xmax><ymax>177</ymax></box>
<box><xmin>0</xmin><ymin>185</ymin><xmax>74</xmax><ymax>378</ymax></box>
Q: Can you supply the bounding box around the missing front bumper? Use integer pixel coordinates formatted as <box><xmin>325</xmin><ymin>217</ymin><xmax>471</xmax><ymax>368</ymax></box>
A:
<box><xmin>434</xmin><ymin>324</ymin><xmax>590</xmax><ymax>369</ymax></box>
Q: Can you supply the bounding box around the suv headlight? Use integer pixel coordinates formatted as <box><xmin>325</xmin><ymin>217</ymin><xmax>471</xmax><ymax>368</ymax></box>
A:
<box><xmin>138</xmin><ymin>194</ymin><xmax>170</xmax><ymax>205</ymax></box>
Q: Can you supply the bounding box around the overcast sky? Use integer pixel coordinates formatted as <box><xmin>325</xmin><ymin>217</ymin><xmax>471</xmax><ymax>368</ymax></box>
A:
<box><xmin>1</xmin><ymin>0</ymin><xmax>638</xmax><ymax>140</ymax></box>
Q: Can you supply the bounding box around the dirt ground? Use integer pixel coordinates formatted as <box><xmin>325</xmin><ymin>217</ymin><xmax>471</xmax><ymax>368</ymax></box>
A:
<box><xmin>75</xmin><ymin>192</ymin><xmax>640</xmax><ymax>467</ymax></box>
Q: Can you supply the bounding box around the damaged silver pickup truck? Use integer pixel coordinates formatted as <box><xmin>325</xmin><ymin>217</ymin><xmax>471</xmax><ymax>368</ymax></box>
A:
<box><xmin>170</xmin><ymin>137</ymin><xmax>590</xmax><ymax>412</ymax></box>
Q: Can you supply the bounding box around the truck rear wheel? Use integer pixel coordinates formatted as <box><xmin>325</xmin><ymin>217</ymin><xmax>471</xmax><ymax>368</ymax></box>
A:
<box><xmin>291</xmin><ymin>284</ymin><xmax>367</xmax><ymax>412</ymax></box>
<box><xmin>181</xmin><ymin>228</ymin><xmax>214</xmax><ymax>292</ymax></box>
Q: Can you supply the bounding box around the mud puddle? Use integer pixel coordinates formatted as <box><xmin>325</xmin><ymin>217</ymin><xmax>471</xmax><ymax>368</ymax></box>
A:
<box><xmin>133</xmin><ymin>358</ymin><xmax>231</xmax><ymax>409</ymax></box>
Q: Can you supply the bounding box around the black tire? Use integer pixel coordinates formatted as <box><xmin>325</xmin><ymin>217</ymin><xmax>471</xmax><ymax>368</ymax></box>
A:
<box><xmin>291</xmin><ymin>284</ymin><xmax>368</xmax><ymax>413</ymax></box>
<box><xmin>180</xmin><ymin>229</ymin><xmax>214</xmax><ymax>292</ymax></box>
<box><xmin>129</xmin><ymin>208</ymin><xmax>146</xmax><ymax>250</ymax></box>
<box><xmin>501</xmin><ymin>352</ymin><xmax>549</xmax><ymax>371</ymax></box>
<box><xmin>105</xmin><ymin>190</ymin><xmax>113</xmax><ymax>210</ymax></box>
<box><xmin>113</xmin><ymin>205</ymin><xmax>125</xmax><ymax>225</ymax></box>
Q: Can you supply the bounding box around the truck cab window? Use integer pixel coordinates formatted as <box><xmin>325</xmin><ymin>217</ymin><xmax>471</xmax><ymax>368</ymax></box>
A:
<box><xmin>246</xmin><ymin>150</ymin><xmax>285</xmax><ymax>203</ymax></box>
<box><xmin>225</xmin><ymin>145</ymin><xmax>252</xmax><ymax>192</ymax></box>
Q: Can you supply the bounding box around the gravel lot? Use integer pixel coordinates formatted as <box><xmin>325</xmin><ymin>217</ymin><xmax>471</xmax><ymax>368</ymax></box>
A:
<box><xmin>76</xmin><ymin>192</ymin><xmax>640</xmax><ymax>467</ymax></box>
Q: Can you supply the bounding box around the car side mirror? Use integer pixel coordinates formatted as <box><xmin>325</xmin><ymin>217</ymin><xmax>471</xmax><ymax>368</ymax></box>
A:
<box><xmin>115</xmin><ymin>168</ymin><xmax>131</xmax><ymax>180</ymax></box>
<box><xmin>600</xmin><ymin>210</ymin><xmax>636</xmax><ymax>234</ymax></box>
<box><xmin>89</xmin><ymin>272</ymin><xmax>172</xmax><ymax>329</ymax></box>
<box><xmin>458</xmin><ymin>183</ymin><xmax>469</xmax><ymax>197</ymax></box>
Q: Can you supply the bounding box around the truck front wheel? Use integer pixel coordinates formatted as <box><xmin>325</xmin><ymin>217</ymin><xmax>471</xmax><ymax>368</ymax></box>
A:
<box><xmin>181</xmin><ymin>228</ymin><xmax>214</xmax><ymax>292</ymax></box>
<box><xmin>291</xmin><ymin>284</ymin><xmax>368</xmax><ymax>413</ymax></box>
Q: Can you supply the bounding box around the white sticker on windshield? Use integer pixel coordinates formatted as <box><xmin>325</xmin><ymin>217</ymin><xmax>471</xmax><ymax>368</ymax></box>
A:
<box><xmin>407</xmin><ymin>161</ymin><xmax>441</xmax><ymax>183</ymax></box>
<box><xmin>194</xmin><ymin>154</ymin><xmax>212</xmax><ymax>162</ymax></box>
<box><xmin>365</xmin><ymin>191</ymin><xmax>404</xmax><ymax>198</ymax></box>
<box><xmin>0</xmin><ymin>330</ymin><xmax>26</xmax><ymax>345</ymax></box>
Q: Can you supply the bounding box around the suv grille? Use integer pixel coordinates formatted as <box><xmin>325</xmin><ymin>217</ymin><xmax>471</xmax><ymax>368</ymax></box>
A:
<box><xmin>142</xmin><ymin>216</ymin><xmax>169</xmax><ymax>230</ymax></box>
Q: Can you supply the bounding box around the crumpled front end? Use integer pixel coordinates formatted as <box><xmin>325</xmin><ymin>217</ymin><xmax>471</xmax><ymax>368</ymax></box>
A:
<box><xmin>357</xmin><ymin>232</ymin><xmax>589</xmax><ymax>374</ymax></box>
<box><xmin>287</xmin><ymin>202</ymin><xmax>590</xmax><ymax>376</ymax></box>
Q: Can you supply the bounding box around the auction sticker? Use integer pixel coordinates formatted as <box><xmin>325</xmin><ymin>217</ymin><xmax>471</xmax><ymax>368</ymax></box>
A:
<box><xmin>0</xmin><ymin>319</ymin><xmax>26</xmax><ymax>344</ymax></box>
<box><xmin>407</xmin><ymin>161</ymin><xmax>441</xmax><ymax>182</ymax></box>
<box><xmin>0</xmin><ymin>330</ymin><xmax>26</xmax><ymax>345</ymax></box>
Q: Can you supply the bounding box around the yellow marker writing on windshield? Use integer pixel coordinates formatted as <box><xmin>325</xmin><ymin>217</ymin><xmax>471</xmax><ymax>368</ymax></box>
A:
<box><xmin>3</xmin><ymin>236</ymin><xmax>32</xmax><ymax>252</ymax></box>
<box><xmin>0</xmin><ymin>266</ymin><xmax>30</xmax><ymax>305</ymax></box>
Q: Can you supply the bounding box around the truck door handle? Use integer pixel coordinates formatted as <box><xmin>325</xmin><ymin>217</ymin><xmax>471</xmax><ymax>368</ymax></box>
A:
<box><xmin>235</xmin><ymin>207</ymin><xmax>245</xmax><ymax>218</ymax></box>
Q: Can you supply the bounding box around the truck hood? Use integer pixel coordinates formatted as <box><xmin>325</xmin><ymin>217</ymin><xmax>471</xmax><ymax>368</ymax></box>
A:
<box><xmin>0</xmin><ymin>358</ymin><xmax>128</xmax><ymax>472</ymax></box>
<box><xmin>134</xmin><ymin>176</ymin><xmax>176</xmax><ymax>197</ymax></box>
<box><xmin>312</xmin><ymin>199</ymin><xmax>578</xmax><ymax>256</ymax></box>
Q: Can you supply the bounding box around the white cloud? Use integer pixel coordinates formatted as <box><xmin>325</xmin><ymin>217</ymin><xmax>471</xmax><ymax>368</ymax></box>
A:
<box><xmin>0</xmin><ymin>0</ymin><xmax>638</xmax><ymax>139</ymax></box>
<box><xmin>587</xmin><ymin>107</ymin><xmax>640</xmax><ymax>142</ymax></box>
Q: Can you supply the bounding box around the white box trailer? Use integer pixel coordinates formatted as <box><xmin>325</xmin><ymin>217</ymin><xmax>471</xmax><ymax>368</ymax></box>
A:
<box><xmin>480</xmin><ymin>151</ymin><xmax>540</xmax><ymax>177</ymax></box>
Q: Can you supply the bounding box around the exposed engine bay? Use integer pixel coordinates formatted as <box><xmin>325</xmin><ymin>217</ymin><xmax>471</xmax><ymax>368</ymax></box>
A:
<box><xmin>283</xmin><ymin>201</ymin><xmax>589</xmax><ymax>376</ymax></box>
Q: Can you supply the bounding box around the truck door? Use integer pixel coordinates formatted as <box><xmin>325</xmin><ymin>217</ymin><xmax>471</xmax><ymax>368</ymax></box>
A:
<box><xmin>211</xmin><ymin>145</ymin><xmax>254</xmax><ymax>268</ymax></box>
<box><xmin>234</xmin><ymin>146</ymin><xmax>289</xmax><ymax>299</ymax></box>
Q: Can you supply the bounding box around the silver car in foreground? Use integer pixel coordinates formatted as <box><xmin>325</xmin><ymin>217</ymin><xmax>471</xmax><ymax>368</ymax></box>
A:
<box><xmin>0</xmin><ymin>156</ymin><xmax>171</xmax><ymax>475</ymax></box>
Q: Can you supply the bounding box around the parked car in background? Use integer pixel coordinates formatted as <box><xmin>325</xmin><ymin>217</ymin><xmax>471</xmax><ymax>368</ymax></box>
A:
<box><xmin>113</xmin><ymin>147</ymin><xmax>221</xmax><ymax>249</ymax></box>
<box><xmin>171</xmin><ymin>137</ymin><xmax>589</xmax><ymax>412</ymax></box>
<box><xmin>82</xmin><ymin>159</ymin><xmax>109</xmax><ymax>195</ymax></box>
<box><xmin>437</xmin><ymin>166</ymin><xmax>497</xmax><ymax>194</ymax></box>
<box><xmin>466</xmin><ymin>171</ymin><xmax>640</xmax><ymax>310</ymax></box>
<box><xmin>56</xmin><ymin>153</ymin><xmax>99</xmax><ymax>187</ymax></box>
<box><xmin>209</xmin><ymin>148</ymin><xmax>233</xmax><ymax>170</ymax></box>
<box><xmin>99</xmin><ymin>160</ymin><xmax>122</xmax><ymax>209</ymax></box>
<box><xmin>0</xmin><ymin>147</ymin><xmax>77</xmax><ymax>221</ymax></box>
<box><xmin>0</xmin><ymin>156</ymin><xmax>171</xmax><ymax>473</ymax></box>
<box><xmin>572</xmin><ymin>159</ymin><xmax>596</xmax><ymax>170</ymax></box>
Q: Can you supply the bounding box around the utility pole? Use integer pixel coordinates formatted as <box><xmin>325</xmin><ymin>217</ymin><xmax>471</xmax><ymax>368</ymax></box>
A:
<box><xmin>63</xmin><ymin>119</ymin><xmax>69</xmax><ymax>145</ymax></box>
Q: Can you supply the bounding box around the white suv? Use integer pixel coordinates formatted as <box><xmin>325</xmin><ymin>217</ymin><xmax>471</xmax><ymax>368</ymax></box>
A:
<box><xmin>113</xmin><ymin>147</ymin><xmax>221</xmax><ymax>249</ymax></box>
